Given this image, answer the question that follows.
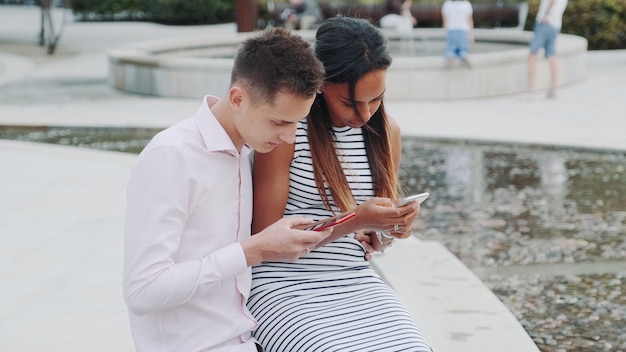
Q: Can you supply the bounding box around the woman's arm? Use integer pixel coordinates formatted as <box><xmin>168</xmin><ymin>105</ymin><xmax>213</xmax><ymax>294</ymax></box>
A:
<box><xmin>252</xmin><ymin>142</ymin><xmax>295</xmax><ymax>234</ymax></box>
<box><xmin>316</xmin><ymin>115</ymin><xmax>412</xmax><ymax>249</ymax></box>
<box><xmin>252</xmin><ymin>116</ymin><xmax>415</xmax><ymax>250</ymax></box>
<box><xmin>251</xmin><ymin>138</ymin><xmax>392</xmax><ymax>247</ymax></box>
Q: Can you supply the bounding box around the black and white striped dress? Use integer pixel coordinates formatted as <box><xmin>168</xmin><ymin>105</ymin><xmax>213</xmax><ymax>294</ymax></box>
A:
<box><xmin>248</xmin><ymin>120</ymin><xmax>431</xmax><ymax>352</ymax></box>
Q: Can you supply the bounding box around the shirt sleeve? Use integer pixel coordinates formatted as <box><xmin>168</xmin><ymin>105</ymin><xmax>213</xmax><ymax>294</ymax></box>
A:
<box><xmin>123</xmin><ymin>146</ymin><xmax>247</xmax><ymax>315</ymax></box>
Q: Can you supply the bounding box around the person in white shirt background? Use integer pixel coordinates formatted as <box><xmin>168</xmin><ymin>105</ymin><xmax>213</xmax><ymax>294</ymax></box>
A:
<box><xmin>122</xmin><ymin>28</ymin><xmax>329</xmax><ymax>352</ymax></box>
<box><xmin>527</xmin><ymin>0</ymin><xmax>568</xmax><ymax>99</ymax></box>
<box><xmin>441</xmin><ymin>0</ymin><xmax>474</xmax><ymax>68</ymax></box>
<box><xmin>281</xmin><ymin>0</ymin><xmax>323</xmax><ymax>30</ymax></box>
<box><xmin>380</xmin><ymin>0</ymin><xmax>417</xmax><ymax>32</ymax></box>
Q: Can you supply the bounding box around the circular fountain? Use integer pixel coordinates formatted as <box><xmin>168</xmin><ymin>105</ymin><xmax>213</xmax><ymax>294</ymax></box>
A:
<box><xmin>108</xmin><ymin>28</ymin><xmax>587</xmax><ymax>100</ymax></box>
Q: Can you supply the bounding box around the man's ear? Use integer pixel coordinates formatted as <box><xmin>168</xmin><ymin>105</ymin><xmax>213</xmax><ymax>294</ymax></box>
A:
<box><xmin>229</xmin><ymin>85</ymin><xmax>246</xmax><ymax>109</ymax></box>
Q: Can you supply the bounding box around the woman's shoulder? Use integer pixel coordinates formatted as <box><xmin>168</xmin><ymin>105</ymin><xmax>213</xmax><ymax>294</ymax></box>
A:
<box><xmin>385</xmin><ymin>113</ymin><xmax>401</xmax><ymax>137</ymax></box>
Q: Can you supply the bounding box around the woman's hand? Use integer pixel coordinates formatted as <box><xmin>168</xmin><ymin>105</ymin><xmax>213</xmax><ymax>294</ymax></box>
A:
<box><xmin>386</xmin><ymin>201</ymin><xmax>420</xmax><ymax>239</ymax></box>
<box><xmin>353</xmin><ymin>197</ymin><xmax>420</xmax><ymax>238</ymax></box>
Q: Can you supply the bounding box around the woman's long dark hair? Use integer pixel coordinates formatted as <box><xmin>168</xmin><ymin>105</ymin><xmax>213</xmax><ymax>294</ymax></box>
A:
<box><xmin>308</xmin><ymin>16</ymin><xmax>399</xmax><ymax>212</ymax></box>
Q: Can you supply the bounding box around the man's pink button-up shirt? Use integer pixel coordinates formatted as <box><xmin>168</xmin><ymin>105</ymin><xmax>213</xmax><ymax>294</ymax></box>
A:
<box><xmin>123</xmin><ymin>96</ymin><xmax>257</xmax><ymax>352</ymax></box>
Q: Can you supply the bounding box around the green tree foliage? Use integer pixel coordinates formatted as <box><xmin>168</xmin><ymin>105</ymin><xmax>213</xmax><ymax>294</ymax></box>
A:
<box><xmin>71</xmin><ymin>0</ymin><xmax>234</xmax><ymax>24</ymax></box>
<box><xmin>71</xmin><ymin>0</ymin><xmax>144</xmax><ymax>20</ymax></box>
<box><xmin>141</xmin><ymin>0</ymin><xmax>234</xmax><ymax>25</ymax></box>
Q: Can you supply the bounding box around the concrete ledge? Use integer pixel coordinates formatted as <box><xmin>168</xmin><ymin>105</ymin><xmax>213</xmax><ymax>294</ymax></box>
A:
<box><xmin>108</xmin><ymin>28</ymin><xmax>587</xmax><ymax>100</ymax></box>
<box><xmin>0</xmin><ymin>139</ymin><xmax>538</xmax><ymax>351</ymax></box>
<box><xmin>372</xmin><ymin>237</ymin><xmax>540</xmax><ymax>351</ymax></box>
<box><xmin>0</xmin><ymin>140</ymin><xmax>136</xmax><ymax>351</ymax></box>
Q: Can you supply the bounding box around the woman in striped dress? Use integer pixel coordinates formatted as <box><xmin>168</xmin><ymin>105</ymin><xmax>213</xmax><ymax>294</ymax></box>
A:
<box><xmin>248</xmin><ymin>17</ymin><xmax>432</xmax><ymax>352</ymax></box>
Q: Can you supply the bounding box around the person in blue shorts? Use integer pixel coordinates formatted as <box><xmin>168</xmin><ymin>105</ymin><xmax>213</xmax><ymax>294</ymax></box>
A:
<box><xmin>527</xmin><ymin>0</ymin><xmax>568</xmax><ymax>99</ymax></box>
<box><xmin>442</xmin><ymin>0</ymin><xmax>474</xmax><ymax>68</ymax></box>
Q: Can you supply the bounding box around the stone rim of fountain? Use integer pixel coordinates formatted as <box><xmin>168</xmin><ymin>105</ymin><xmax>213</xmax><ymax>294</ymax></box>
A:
<box><xmin>108</xmin><ymin>28</ymin><xmax>588</xmax><ymax>100</ymax></box>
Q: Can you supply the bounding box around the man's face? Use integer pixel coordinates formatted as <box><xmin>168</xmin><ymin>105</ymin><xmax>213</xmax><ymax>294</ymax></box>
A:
<box><xmin>236</xmin><ymin>91</ymin><xmax>315</xmax><ymax>153</ymax></box>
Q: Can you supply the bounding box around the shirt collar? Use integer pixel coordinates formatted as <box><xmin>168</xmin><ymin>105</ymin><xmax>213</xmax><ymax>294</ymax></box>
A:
<box><xmin>194</xmin><ymin>95</ymin><xmax>252</xmax><ymax>156</ymax></box>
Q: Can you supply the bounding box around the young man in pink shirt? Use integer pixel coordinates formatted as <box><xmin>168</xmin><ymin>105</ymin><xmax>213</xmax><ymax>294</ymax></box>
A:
<box><xmin>123</xmin><ymin>28</ymin><xmax>327</xmax><ymax>352</ymax></box>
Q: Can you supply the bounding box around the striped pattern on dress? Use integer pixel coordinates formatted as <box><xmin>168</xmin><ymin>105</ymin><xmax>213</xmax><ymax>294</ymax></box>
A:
<box><xmin>248</xmin><ymin>120</ymin><xmax>431</xmax><ymax>352</ymax></box>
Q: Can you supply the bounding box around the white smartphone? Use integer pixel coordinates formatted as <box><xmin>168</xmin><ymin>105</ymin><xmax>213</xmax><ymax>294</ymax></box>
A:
<box><xmin>394</xmin><ymin>192</ymin><xmax>430</xmax><ymax>207</ymax></box>
<box><xmin>293</xmin><ymin>212</ymin><xmax>357</xmax><ymax>231</ymax></box>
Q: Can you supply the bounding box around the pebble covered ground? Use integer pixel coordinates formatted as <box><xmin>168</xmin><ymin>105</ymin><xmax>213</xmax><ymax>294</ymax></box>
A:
<box><xmin>401</xmin><ymin>138</ymin><xmax>626</xmax><ymax>352</ymax></box>
<box><xmin>1</xmin><ymin>128</ymin><xmax>625</xmax><ymax>352</ymax></box>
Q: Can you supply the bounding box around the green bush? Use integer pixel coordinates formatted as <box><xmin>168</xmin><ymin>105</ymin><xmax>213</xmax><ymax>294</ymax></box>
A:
<box><xmin>316</xmin><ymin>0</ymin><xmax>522</xmax><ymax>4</ymax></box>
<box><xmin>526</xmin><ymin>0</ymin><xmax>626</xmax><ymax>50</ymax></box>
<box><xmin>71</xmin><ymin>0</ymin><xmax>234</xmax><ymax>24</ymax></box>
<box><xmin>71</xmin><ymin>0</ymin><xmax>144</xmax><ymax>20</ymax></box>
<box><xmin>141</xmin><ymin>0</ymin><xmax>234</xmax><ymax>25</ymax></box>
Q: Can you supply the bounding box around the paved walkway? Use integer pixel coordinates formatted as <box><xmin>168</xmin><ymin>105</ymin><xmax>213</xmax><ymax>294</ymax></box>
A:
<box><xmin>1</xmin><ymin>4</ymin><xmax>625</xmax><ymax>352</ymax></box>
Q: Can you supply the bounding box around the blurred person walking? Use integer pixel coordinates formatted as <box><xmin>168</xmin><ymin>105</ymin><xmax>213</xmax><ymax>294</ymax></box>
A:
<box><xmin>442</xmin><ymin>0</ymin><xmax>474</xmax><ymax>68</ymax></box>
<box><xmin>281</xmin><ymin>0</ymin><xmax>323</xmax><ymax>30</ymax></box>
<box><xmin>527</xmin><ymin>0</ymin><xmax>568</xmax><ymax>99</ymax></box>
<box><xmin>379</xmin><ymin>0</ymin><xmax>417</xmax><ymax>32</ymax></box>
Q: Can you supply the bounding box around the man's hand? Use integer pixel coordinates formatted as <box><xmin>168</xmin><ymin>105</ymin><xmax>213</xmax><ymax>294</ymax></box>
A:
<box><xmin>242</xmin><ymin>217</ymin><xmax>332</xmax><ymax>266</ymax></box>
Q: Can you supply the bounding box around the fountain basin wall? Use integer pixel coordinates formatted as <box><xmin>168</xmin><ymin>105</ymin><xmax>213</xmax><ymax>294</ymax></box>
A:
<box><xmin>108</xmin><ymin>29</ymin><xmax>588</xmax><ymax>100</ymax></box>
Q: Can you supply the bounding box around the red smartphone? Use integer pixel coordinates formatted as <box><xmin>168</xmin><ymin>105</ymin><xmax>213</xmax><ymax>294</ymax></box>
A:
<box><xmin>294</xmin><ymin>212</ymin><xmax>356</xmax><ymax>231</ymax></box>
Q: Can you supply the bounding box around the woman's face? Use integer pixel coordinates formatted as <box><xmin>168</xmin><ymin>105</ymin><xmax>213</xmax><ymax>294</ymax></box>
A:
<box><xmin>322</xmin><ymin>69</ymin><xmax>386</xmax><ymax>128</ymax></box>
